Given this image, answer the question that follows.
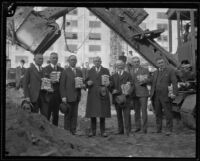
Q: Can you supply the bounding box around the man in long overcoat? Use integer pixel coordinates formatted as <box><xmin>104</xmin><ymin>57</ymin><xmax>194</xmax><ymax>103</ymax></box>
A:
<box><xmin>150</xmin><ymin>57</ymin><xmax>178</xmax><ymax>135</ymax></box>
<box><xmin>43</xmin><ymin>52</ymin><xmax>63</xmax><ymax>126</ymax></box>
<box><xmin>23</xmin><ymin>53</ymin><xmax>48</xmax><ymax>115</ymax></box>
<box><xmin>85</xmin><ymin>56</ymin><xmax>111</xmax><ymax>137</ymax></box>
<box><xmin>60</xmin><ymin>55</ymin><xmax>83</xmax><ymax>135</ymax></box>
<box><xmin>130</xmin><ymin>56</ymin><xmax>150</xmax><ymax>133</ymax></box>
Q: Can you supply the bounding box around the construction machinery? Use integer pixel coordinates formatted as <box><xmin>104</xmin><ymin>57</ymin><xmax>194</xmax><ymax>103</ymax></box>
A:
<box><xmin>166</xmin><ymin>9</ymin><xmax>197</xmax><ymax>129</ymax></box>
<box><xmin>5</xmin><ymin>5</ymin><xmax>197</xmax><ymax>129</ymax></box>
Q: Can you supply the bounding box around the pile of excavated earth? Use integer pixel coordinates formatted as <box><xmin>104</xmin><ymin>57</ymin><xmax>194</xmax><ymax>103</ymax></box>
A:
<box><xmin>5</xmin><ymin>87</ymin><xmax>196</xmax><ymax>157</ymax></box>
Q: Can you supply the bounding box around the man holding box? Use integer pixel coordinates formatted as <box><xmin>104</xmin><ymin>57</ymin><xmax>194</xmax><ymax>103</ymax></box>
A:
<box><xmin>43</xmin><ymin>52</ymin><xmax>63</xmax><ymax>126</ymax></box>
<box><xmin>85</xmin><ymin>56</ymin><xmax>111</xmax><ymax>137</ymax></box>
<box><xmin>110</xmin><ymin>60</ymin><xmax>134</xmax><ymax>136</ymax></box>
<box><xmin>60</xmin><ymin>55</ymin><xmax>83</xmax><ymax>135</ymax></box>
<box><xmin>130</xmin><ymin>56</ymin><xmax>150</xmax><ymax>134</ymax></box>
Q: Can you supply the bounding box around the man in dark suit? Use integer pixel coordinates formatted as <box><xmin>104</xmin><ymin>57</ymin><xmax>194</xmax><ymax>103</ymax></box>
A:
<box><xmin>110</xmin><ymin>60</ymin><xmax>133</xmax><ymax>136</ymax></box>
<box><xmin>150</xmin><ymin>57</ymin><xmax>178</xmax><ymax>135</ymax></box>
<box><xmin>130</xmin><ymin>56</ymin><xmax>150</xmax><ymax>133</ymax></box>
<box><xmin>60</xmin><ymin>55</ymin><xmax>83</xmax><ymax>135</ymax></box>
<box><xmin>15</xmin><ymin>59</ymin><xmax>26</xmax><ymax>90</ymax></box>
<box><xmin>43</xmin><ymin>52</ymin><xmax>63</xmax><ymax>126</ymax></box>
<box><xmin>23</xmin><ymin>53</ymin><xmax>48</xmax><ymax>115</ymax></box>
<box><xmin>85</xmin><ymin>56</ymin><xmax>111</xmax><ymax>137</ymax></box>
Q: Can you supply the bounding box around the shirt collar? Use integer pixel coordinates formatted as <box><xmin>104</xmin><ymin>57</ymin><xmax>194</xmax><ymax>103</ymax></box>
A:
<box><xmin>50</xmin><ymin>63</ymin><xmax>55</xmax><ymax>69</ymax></box>
<box><xmin>33</xmin><ymin>62</ymin><xmax>41</xmax><ymax>71</ymax></box>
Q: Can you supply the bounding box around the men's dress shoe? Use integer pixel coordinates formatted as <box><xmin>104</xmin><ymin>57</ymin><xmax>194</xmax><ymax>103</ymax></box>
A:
<box><xmin>165</xmin><ymin>131</ymin><xmax>172</xmax><ymax>136</ymax></box>
<box><xmin>156</xmin><ymin>130</ymin><xmax>162</xmax><ymax>133</ymax></box>
<box><xmin>88</xmin><ymin>132</ymin><xmax>96</xmax><ymax>137</ymax></box>
<box><xmin>134</xmin><ymin>129</ymin><xmax>141</xmax><ymax>133</ymax></box>
<box><xmin>117</xmin><ymin>131</ymin><xmax>124</xmax><ymax>135</ymax></box>
<box><xmin>101</xmin><ymin>132</ymin><xmax>108</xmax><ymax>137</ymax></box>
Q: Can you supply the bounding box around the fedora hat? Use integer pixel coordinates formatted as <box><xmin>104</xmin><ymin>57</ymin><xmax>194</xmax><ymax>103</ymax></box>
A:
<box><xmin>59</xmin><ymin>102</ymin><xmax>70</xmax><ymax>114</ymax></box>
<box><xmin>99</xmin><ymin>86</ymin><xmax>107</xmax><ymax>97</ymax></box>
<box><xmin>115</xmin><ymin>94</ymin><xmax>126</xmax><ymax>105</ymax></box>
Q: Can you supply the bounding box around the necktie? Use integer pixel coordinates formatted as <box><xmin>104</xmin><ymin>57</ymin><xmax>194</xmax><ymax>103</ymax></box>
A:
<box><xmin>96</xmin><ymin>68</ymin><xmax>99</xmax><ymax>73</ymax></box>
<box><xmin>72</xmin><ymin>68</ymin><xmax>76</xmax><ymax>75</ymax></box>
<box><xmin>54</xmin><ymin>65</ymin><xmax>57</xmax><ymax>71</ymax></box>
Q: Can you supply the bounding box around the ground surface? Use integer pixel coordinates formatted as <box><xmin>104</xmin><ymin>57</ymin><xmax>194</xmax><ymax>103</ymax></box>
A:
<box><xmin>5</xmin><ymin>88</ymin><xmax>196</xmax><ymax>157</ymax></box>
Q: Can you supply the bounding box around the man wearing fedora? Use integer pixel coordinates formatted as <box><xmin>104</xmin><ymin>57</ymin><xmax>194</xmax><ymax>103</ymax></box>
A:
<box><xmin>110</xmin><ymin>60</ymin><xmax>134</xmax><ymax>136</ymax></box>
<box><xmin>60</xmin><ymin>55</ymin><xmax>83</xmax><ymax>135</ymax></box>
<box><xmin>85</xmin><ymin>56</ymin><xmax>111</xmax><ymax>137</ymax></box>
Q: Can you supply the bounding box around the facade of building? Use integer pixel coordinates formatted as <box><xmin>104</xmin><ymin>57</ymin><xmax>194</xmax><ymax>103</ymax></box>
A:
<box><xmin>7</xmin><ymin>8</ymin><xmax>111</xmax><ymax>68</ymax></box>
<box><xmin>7</xmin><ymin>8</ymin><xmax>178</xmax><ymax>69</ymax></box>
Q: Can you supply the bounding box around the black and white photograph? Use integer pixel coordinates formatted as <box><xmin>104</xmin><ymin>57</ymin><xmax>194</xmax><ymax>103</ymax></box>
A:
<box><xmin>2</xmin><ymin>1</ymin><xmax>198</xmax><ymax>158</ymax></box>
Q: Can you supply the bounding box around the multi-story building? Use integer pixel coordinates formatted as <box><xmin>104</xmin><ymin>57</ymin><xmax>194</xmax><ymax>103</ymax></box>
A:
<box><xmin>7</xmin><ymin>8</ymin><xmax>178</xmax><ymax>69</ymax></box>
<box><xmin>7</xmin><ymin>7</ymin><xmax>111</xmax><ymax>68</ymax></box>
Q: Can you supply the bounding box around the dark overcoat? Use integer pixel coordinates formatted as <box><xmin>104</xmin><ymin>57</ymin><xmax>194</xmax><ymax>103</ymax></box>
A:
<box><xmin>85</xmin><ymin>66</ymin><xmax>111</xmax><ymax>118</ymax></box>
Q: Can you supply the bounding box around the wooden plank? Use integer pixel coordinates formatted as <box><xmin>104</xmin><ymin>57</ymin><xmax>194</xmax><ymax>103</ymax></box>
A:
<box><xmin>88</xmin><ymin>8</ymin><xmax>178</xmax><ymax>68</ymax></box>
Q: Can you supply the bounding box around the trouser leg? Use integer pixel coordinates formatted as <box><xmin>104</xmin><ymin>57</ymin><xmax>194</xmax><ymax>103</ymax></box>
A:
<box><xmin>115</xmin><ymin>105</ymin><xmax>124</xmax><ymax>133</ymax></box>
<box><xmin>161</xmin><ymin>100</ymin><xmax>173</xmax><ymax>132</ymax></box>
<box><xmin>39</xmin><ymin>92</ymin><xmax>49</xmax><ymax>119</ymax></box>
<box><xmin>91</xmin><ymin>117</ymin><xmax>96</xmax><ymax>134</ymax></box>
<box><xmin>154</xmin><ymin>96</ymin><xmax>163</xmax><ymax>131</ymax></box>
<box><xmin>69</xmin><ymin>102</ymin><xmax>78</xmax><ymax>133</ymax></box>
<box><xmin>123</xmin><ymin>106</ymin><xmax>130</xmax><ymax>135</ymax></box>
<box><xmin>64</xmin><ymin>103</ymin><xmax>72</xmax><ymax>131</ymax></box>
<box><xmin>134</xmin><ymin>97</ymin><xmax>141</xmax><ymax>130</ymax></box>
<box><xmin>100</xmin><ymin>117</ymin><xmax>105</xmax><ymax>134</ymax></box>
<box><xmin>51</xmin><ymin>93</ymin><xmax>60</xmax><ymax>126</ymax></box>
<box><xmin>139</xmin><ymin>97</ymin><xmax>148</xmax><ymax>131</ymax></box>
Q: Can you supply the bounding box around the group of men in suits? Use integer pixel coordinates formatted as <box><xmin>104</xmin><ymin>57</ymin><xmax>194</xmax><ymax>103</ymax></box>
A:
<box><xmin>22</xmin><ymin>52</ymin><xmax>178</xmax><ymax>137</ymax></box>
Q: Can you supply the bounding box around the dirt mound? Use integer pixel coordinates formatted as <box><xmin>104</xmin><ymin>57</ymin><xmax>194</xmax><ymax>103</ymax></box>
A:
<box><xmin>6</xmin><ymin>106</ymin><xmax>88</xmax><ymax>156</ymax></box>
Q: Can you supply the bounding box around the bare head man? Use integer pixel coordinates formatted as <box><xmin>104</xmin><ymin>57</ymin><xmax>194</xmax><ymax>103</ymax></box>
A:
<box><xmin>93</xmin><ymin>56</ymin><xmax>102</xmax><ymax>68</ymax></box>
<box><xmin>34</xmin><ymin>53</ymin><xmax>43</xmax><ymax>67</ymax></box>
<box><xmin>68</xmin><ymin>55</ymin><xmax>77</xmax><ymax>68</ymax></box>
<box><xmin>116</xmin><ymin>59</ymin><xmax>125</xmax><ymax>71</ymax></box>
<box><xmin>50</xmin><ymin>52</ymin><xmax>58</xmax><ymax>65</ymax></box>
<box><xmin>132</xmin><ymin>56</ymin><xmax>140</xmax><ymax>68</ymax></box>
<box><xmin>156</xmin><ymin>57</ymin><xmax>166</xmax><ymax>70</ymax></box>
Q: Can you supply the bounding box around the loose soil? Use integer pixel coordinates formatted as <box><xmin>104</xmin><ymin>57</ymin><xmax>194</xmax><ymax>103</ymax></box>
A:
<box><xmin>5</xmin><ymin>88</ymin><xmax>196</xmax><ymax>157</ymax></box>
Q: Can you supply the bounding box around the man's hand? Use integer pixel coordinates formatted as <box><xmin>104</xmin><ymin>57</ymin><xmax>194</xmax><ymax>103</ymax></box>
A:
<box><xmin>87</xmin><ymin>80</ymin><xmax>93</xmax><ymax>86</ymax></box>
<box><xmin>62</xmin><ymin>97</ymin><xmax>67</xmax><ymax>104</ymax></box>
<box><xmin>25</xmin><ymin>97</ymin><xmax>30</xmax><ymax>102</ymax></box>
<box><xmin>169</xmin><ymin>93</ymin><xmax>176</xmax><ymax>100</ymax></box>
<box><xmin>112</xmin><ymin>89</ymin><xmax>118</xmax><ymax>94</ymax></box>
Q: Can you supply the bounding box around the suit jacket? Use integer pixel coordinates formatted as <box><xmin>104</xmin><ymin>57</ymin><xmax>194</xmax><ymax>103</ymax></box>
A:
<box><xmin>15</xmin><ymin>66</ymin><xmax>26</xmax><ymax>88</ymax></box>
<box><xmin>150</xmin><ymin>67</ymin><xmax>178</xmax><ymax>102</ymax></box>
<box><xmin>59</xmin><ymin>67</ymin><xmax>82</xmax><ymax>102</ymax></box>
<box><xmin>130</xmin><ymin>66</ymin><xmax>150</xmax><ymax>97</ymax></box>
<box><xmin>23</xmin><ymin>63</ymin><xmax>44</xmax><ymax>102</ymax></box>
<box><xmin>110</xmin><ymin>71</ymin><xmax>134</xmax><ymax>104</ymax></box>
<box><xmin>43</xmin><ymin>64</ymin><xmax>64</xmax><ymax>92</ymax></box>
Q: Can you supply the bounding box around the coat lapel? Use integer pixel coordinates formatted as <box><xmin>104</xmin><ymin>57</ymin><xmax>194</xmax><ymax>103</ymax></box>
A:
<box><xmin>159</xmin><ymin>68</ymin><xmax>168</xmax><ymax>81</ymax></box>
<box><xmin>31</xmin><ymin>64</ymin><xmax>42</xmax><ymax>80</ymax></box>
